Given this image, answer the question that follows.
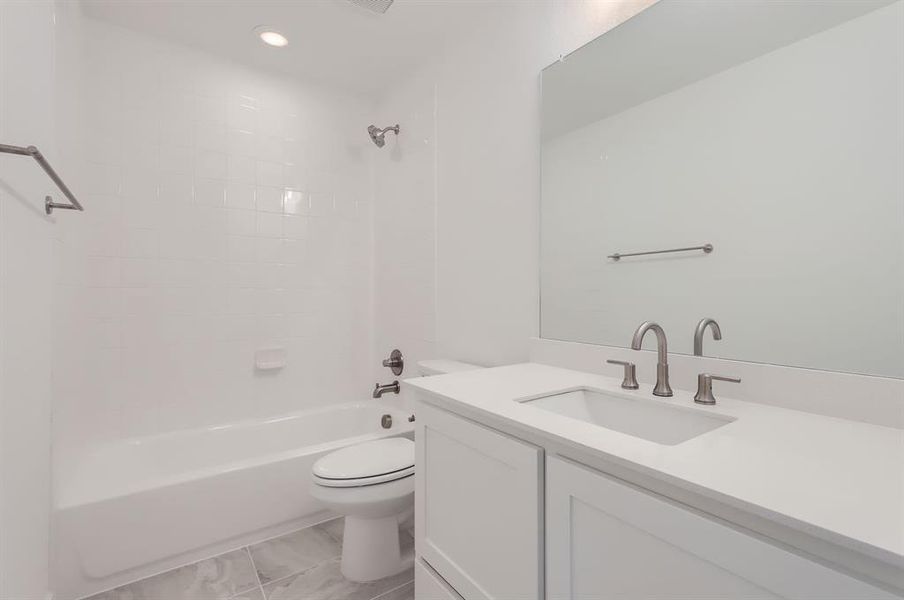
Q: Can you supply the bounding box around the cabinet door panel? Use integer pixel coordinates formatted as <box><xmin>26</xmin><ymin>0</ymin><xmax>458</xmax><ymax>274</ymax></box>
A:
<box><xmin>547</xmin><ymin>456</ymin><xmax>896</xmax><ymax>600</ymax></box>
<box><xmin>416</xmin><ymin>403</ymin><xmax>542</xmax><ymax>600</ymax></box>
<box><xmin>416</xmin><ymin>559</ymin><xmax>464</xmax><ymax>600</ymax></box>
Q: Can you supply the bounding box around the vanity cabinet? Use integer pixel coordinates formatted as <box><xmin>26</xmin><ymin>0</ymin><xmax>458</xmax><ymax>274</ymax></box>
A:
<box><xmin>546</xmin><ymin>456</ymin><xmax>897</xmax><ymax>600</ymax></box>
<box><xmin>413</xmin><ymin>400</ymin><xmax>898</xmax><ymax>600</ymax></box>
<box><xmin>415</xmin><ymin>559</ymin><xmax>465</xmax><ymax>600</ymax></box>
<box><xmin>415</xmin><ymin>403</ymin><xmax>543</xmax><ymax>600</ymax></box>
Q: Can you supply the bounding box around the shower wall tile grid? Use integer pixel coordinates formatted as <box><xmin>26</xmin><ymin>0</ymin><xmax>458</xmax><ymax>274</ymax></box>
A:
<box><xmin>85</xmin><ymin>518</ymin><xmax>414</xmax><ymax>600</ymax></box>
<box><xmin>372</xmin><ymin>75</ymin><xmax>438</xmax><ymax>381</ymax></box>
<box><xmin>52</xmin><ymin>21</ymin><xmax>375</xmax><ymax>446</ymax></box>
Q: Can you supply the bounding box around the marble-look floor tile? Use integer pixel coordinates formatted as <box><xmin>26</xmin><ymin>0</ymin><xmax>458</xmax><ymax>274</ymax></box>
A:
<box><xmin>262</xmin><ymin>558</ymin><xmax>413</xmax><ymax>600</ymax></box>
<box><xmin>231</xmin><ymin>587</ymin><xmax>265</xmax><ymax>600</ymax></box>
<box><xmin>249</xmin><ymin>523</ymin><xmax>341</xmax><ymax>584</ymax></box>
<box><xmin>318</xmin><ymin>517</ymin><xmax>344</xmax><ymax>544</ymax></box>
<box><xmin>373</xmin><ymin>581</ymin><xmax>414</xmax><ymax>600</ymax></box>
<box><xmin>87</xmin><ymin>549</ymin><xmax>258</xmax><ymax>600</ymax></box>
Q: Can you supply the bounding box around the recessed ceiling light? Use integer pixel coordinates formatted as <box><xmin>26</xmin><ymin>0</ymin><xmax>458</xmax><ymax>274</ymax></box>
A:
<box><xmin>254</xmin><ymin>26</ymin><xmax>288</xmax><ymax>48</ymax></box>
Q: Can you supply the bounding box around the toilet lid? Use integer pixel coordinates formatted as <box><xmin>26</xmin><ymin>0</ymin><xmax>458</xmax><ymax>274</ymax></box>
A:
<box><xmin>313</xmin><ymin>437</ymin><xmax>414</xmax><ymax>487</ymax></box>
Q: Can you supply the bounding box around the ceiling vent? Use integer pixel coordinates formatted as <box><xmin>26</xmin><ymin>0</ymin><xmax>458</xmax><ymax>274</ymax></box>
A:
<box><xmin>345</xmin><ymin>0</ymin><xmax>394</xmax><ymax>14</ymax></box>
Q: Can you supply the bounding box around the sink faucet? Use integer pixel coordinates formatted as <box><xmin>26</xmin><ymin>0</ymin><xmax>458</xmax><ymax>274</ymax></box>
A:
<box><xmin>693</xmin><ymin>317</ymin><xmax>722</xmax><ymax>356</ymax></box>
<box><xmin>631</xmin><ymin>321</ymin><xmax>673</xmax><ymax>397</ymax></box>
<box><xmin>373</xmin><ymin>381</ymin><xmax>400</xmax><ymax>398</ymax></box>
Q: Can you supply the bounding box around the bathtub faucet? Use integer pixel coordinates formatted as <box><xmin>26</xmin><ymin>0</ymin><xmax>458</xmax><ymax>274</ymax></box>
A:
<box><xmin>373</xmin><ymin>381</ymin><xmax>400</xmax><ymax>398</ymax></box>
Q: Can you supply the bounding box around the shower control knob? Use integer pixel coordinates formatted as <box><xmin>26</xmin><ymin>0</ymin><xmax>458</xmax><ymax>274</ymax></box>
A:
<box><xmin>382</xmin><ymin>349</ymin><xmax>404</xmax><ymax>376</ymax></box>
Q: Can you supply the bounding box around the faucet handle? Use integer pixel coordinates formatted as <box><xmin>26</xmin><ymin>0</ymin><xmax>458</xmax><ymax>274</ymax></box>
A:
<box><xmin>694</xmin><ymin>373</ymin><xmax>740</xmax><ymax>405</ymax></box>
<box><xmin>381</xmin><ymin>349</ymin><xmax>404</xmax><ymax>375</ymax></box>
<box><xmin>607</xmin><ymin>359</ymin><xmax>639</xmax><ymax>390</ymax></box>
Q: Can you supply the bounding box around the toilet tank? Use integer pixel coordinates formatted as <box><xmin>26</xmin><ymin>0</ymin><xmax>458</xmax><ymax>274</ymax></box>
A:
<box><xmin>416</xmin><ymin>359</ymin><xmax>481</xmax><ymax>377</ymax></box>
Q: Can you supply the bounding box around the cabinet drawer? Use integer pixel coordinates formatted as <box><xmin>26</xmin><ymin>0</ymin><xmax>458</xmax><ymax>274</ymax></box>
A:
<box><xmin>547</xmin><ymin>456</ymin><xmax>898</xmax><ymax>600</ymax></box>
<box><xmin>416</xmin><ymin>402</ymin><xmax>542</xmax><ymax>600</ymax></box>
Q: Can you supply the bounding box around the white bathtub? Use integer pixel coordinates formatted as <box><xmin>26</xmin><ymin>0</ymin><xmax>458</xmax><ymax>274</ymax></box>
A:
<box><xmin>54</xmin><ymin>401</ymin><xmax>414</xmax><ymax>599</ymax></box>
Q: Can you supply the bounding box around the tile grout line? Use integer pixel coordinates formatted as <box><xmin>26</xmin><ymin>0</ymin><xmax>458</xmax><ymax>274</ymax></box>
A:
<box><xmin>246</xmin><ymin>514</ymin><xmax>341</xmax><ymax>551</ymax></box>
<box><xmin>243</xmin><ymin>546</ymin><xmax>267</xmax><ymax>600</ymax></box>
<box><xmin>253</xmin><ymin>554</ymin><xmax>412</xmax><ymax>600</ymax></box>
<box><xmin>369</xmin><ymin>578</ymin><xmax>415</xmax><ymax>600</ymax></box>
<box><xmin>252</xmin><ymin>554</ymin><xmax>335</xmax><ymax>591</ymax></box>
<box><xmin>247</xmin><ymin>520</ymin><xmax>345</xmax><ymax>592</ymax></box>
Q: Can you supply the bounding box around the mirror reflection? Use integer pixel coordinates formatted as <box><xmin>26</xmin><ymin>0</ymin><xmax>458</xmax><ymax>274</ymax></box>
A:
<box><xmin>540</xmin><ymin>0</ymin><xmax>903</xmax><ymax>378</ymax></box>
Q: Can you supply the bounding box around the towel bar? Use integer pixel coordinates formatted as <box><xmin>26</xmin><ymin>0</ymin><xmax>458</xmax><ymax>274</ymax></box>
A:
<box><xmin>608</xmin><ymin>243</ymin><xmax>713</xmax><ymax>261</ymax></box>
<box><xmin>0</xmin><ymin>143</ymin><xmax>84</xmax><ymax>214</ymax></box>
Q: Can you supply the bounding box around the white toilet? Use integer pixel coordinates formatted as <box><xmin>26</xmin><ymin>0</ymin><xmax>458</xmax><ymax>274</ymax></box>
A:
<box><xmin>310</xmin><ymin>359</ymin><xmax>480</xmax><ymax>582</ymax></box>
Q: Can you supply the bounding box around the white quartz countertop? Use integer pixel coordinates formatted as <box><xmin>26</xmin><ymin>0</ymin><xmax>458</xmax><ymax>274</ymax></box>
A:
<box><xmin>406</xmin><ymin>363</ymin><xmax>904</xmax><ymax>569</ymax></box>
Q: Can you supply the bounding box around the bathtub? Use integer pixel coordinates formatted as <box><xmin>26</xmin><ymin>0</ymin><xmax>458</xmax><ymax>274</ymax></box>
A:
<box><xmin>54</xmin><ymin>401</ymin><xmax>414</xmax><ymax>599</ymax></box>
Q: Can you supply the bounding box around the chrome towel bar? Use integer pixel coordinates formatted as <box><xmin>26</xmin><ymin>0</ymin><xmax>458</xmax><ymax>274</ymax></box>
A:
<box><xmin>0</xmin><ymin>143</ymin><xmax>84</xmax><ymax>214</ymax></box>
<box><xmin>608</xmin><ymin>243</ymin><xmax>713</xmax><ymax>261</ymax></box>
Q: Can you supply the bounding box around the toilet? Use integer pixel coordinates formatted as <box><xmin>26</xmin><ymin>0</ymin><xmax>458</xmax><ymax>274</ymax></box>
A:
<box><xmin>310</xmin><ymin>359</ymin><xmax>480</xmax><ymax>582</ymax></box>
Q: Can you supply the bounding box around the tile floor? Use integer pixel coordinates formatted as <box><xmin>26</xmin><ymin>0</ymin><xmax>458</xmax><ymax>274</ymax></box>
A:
<box><xmin>87</xmin><ymin>518</ymin><xmax>414</xmax><ymax>600</ymax></box>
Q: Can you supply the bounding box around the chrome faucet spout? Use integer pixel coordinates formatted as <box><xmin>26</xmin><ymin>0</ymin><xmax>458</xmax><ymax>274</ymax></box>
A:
<box><xmin>694</xmin><ymin>318</ymin><xmax>722</xmax><ymax>356</ymax></box>
<box><xmin>630</xmin><ymin>321</ymin><xmax>673</xmax><ymax>397</ymax></box>
<box><xmin>373</xmin><ymin>381</ymin><xmax>400</xmax><ymax>398</ymax></box>
<box><xmin>631</xmin><ymin>321</ymin><xmax>668</xmax><ymax>364</ymax></box>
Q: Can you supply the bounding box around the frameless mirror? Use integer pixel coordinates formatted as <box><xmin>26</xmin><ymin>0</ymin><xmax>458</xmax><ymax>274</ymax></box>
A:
<box><xmin>540</xmin><ymin>0</ymin><xmax>903</xmax><ymax>378</ymax></box>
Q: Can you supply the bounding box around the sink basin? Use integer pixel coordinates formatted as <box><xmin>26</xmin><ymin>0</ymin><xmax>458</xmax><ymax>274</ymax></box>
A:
<box><xmin>518</xmin><ymin>388</ymin><xmax>735</xmax><ymax>445</ymax></box>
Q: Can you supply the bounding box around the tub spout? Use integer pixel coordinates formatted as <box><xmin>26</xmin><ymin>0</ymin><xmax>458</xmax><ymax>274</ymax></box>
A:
<box><xmin>373</xmin><ymin>381</ymin><xmax>400</xmax><ymax>398</ymax></box>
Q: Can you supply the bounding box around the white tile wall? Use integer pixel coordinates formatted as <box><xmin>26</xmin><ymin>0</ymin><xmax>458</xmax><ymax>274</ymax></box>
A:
<box><xmin>53</xmin><ymin>19</ymin><xmax>375</xmax><ymax>447</ymax></box>
<box><xmin>371</xmin><ymin>2</ymin><xmax>654</xmax><ymax>370</ymax></box>
<box><xmin>372</xmin><ymin>74</ymin><xmax>437</xmax><ymax>385</ymax></box>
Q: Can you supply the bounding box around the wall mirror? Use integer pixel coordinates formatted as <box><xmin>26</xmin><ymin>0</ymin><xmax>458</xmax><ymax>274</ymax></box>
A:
<box><xmin>540</xmin><ymin>0</ymin><xmax>903</xmax><ymax>378</ymax></box>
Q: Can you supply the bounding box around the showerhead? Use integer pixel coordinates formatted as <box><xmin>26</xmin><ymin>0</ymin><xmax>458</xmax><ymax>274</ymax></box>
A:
<box><xmin>367</xmin><ymin>124</ymin><xmax>400</xmax><ymax>148</ymax></box>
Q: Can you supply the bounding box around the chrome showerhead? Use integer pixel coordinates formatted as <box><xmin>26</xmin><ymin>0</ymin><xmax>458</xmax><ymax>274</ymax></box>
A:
<box><xmin>367</xmin><ymin>124</ymin><xmax>399</xmax><ymax>148</ymax></box>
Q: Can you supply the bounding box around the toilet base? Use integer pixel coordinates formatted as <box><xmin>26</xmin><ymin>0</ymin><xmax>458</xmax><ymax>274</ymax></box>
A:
<box><xmin>340</xmin><ymin>514</ymin><xmax>411</xmax><ymax>582</ymax></box>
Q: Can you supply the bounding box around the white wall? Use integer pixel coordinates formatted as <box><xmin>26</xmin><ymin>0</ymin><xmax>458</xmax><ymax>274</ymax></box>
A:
<box><xmin>52</xmin><ymin>17</ymin><xmax>376</xmax><ymax>449</ymax></box>
<box><xmin>42</xmin><ymin>0</ymin><xmax>664</xmax><ymax>445</ymax></box>
<box><xmin>372</xmin><ymin>74</ymin><xmax>437</xmax><ymax>384</ymax></box>
<box><xmin>0</xmin><ymin>1</ymin><xmax>56</xmax><ymax>597</ymax></box>
<box><xmin>373</xmin><ymin>1</ymin><xmax>654</xmax><ymax>368</ymax></box>
<box><xmin>541</xmin><ymin>2</ymin><xmax>904</xmax><ymax>377</ymax></box>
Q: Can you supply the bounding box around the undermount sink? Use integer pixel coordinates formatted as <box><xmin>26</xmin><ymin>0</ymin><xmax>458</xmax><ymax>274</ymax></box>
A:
<box><xmin>518</xmin><ymin>388</ymin><xmax>735</xmax><ymax>445</ymax></box>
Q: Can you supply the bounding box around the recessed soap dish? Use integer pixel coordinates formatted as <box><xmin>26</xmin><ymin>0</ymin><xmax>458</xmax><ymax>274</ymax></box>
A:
<box><xmin>255</xmin><ymin>347</ymin><xmax>287</xmax><ymax>371</ymax></box>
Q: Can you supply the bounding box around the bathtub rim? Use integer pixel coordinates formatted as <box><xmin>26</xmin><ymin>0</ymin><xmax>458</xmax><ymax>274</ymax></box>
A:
<box><xmin>55</xmin><ymin>400</ymin><xmax>414</xmax><ymax>510</ymax></box>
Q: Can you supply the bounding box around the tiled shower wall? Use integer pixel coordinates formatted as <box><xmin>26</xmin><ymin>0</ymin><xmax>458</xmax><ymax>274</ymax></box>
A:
<box><xmin>372</xmin><ymin>72</ymin><xmax>437</xmax><ymax>383</ymax></box>
<box><xmin>53</xmin><ymin>19</ymin><xmax>375</xmax><ymax>447</ymax></box>
<box><xmin>369</xmin><ymin>2</ymin><xmax>654</xmax><ymax>370</ymax></box>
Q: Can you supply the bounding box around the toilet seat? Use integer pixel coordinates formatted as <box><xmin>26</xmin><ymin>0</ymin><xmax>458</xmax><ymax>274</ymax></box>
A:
<box><xmin>313</xmin><ymin>437</ymin><xmax>414</xmax><ymax>488</ymax></box>
<box><xmin>313</xmin><ymin>466</ymin><xmax>414</xmax><ymax>488</ymax></box>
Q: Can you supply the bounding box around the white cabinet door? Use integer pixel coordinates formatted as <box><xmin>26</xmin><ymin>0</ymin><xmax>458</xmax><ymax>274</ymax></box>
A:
<box><xmin>416</xmin><ymin>402</ymin><xmax>542</xmax><ymax>600</ymax></box>
<box><xmin>416</xmin><ymin>559</ymin><xmax>464</xmax><ymax>600</ymax></box>
<box><xmin>547</xmin><ymin>456</ymin><xmax>898</xmax><ymax>600</ymax></box>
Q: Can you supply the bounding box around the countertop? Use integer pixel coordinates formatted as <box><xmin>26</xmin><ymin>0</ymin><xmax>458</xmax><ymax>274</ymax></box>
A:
<box><xmin>405</xmin><ymin>362</ymin><xmax>904</xmax><ymax>572</ymax></box>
